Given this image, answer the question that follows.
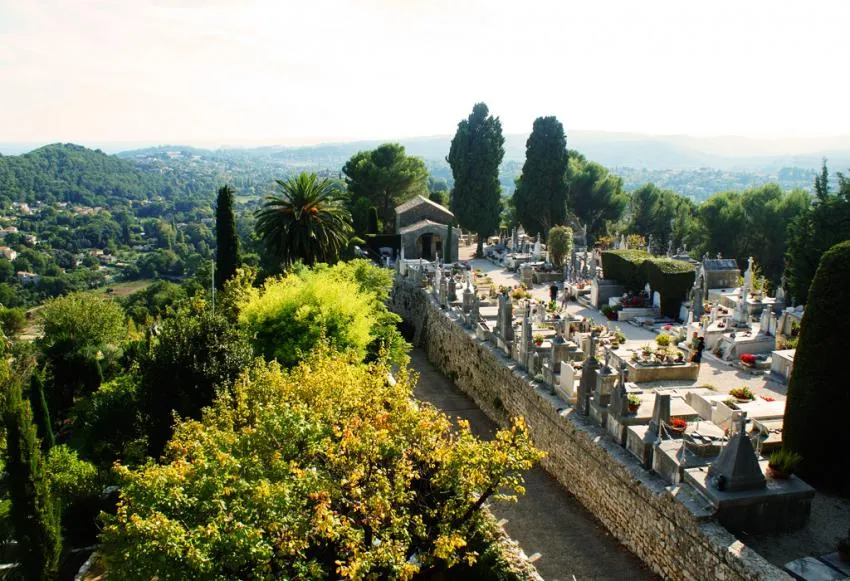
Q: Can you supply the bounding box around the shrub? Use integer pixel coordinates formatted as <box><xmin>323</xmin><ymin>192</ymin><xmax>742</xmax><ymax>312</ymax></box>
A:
<box><xmin>784</xmin><ymin>240</ymin><xmax>850</xmax><ymax>492</ymax></box>
<box><xmin>101</xmin><ymin>353</ymin><xmax>543</xmax><ymax>579</ymax></box>
<box><xmin>655</xmin><ymin>334</ymin><xmax>671</xmax><ymax>347</ymax></box>
<box><xmin>600</xmin><ymin>251</ymin><xmax>696</xmax><ymax>317</ymax></box>
<box><xmin>547</xmin><ymin>225</ymin><xmax>573</xmax><ymax>268</ymax></box>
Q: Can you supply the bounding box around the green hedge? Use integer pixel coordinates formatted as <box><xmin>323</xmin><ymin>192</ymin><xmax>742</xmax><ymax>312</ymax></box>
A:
<box><xmin>601</xmin><ymin>250</ymin><xmax>696</xmax><ymax>318</ymax></box>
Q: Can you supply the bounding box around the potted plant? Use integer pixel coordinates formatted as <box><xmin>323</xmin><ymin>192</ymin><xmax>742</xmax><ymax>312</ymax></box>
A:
<box><xmin>627</xmin><ymin>394</ymin><xmax>641</xmax><ymax>414</ymax></box>
<box><xmin>668</xmin><ymin>417</ymin><xmax>688</xmax><ymax>433</ymax></box>
<box><xmin>533</xmin><ymin>333</ymin><xmax>544</xmax><ymax>346</ymax></box>
<box><xmin>729</xmin><ymin>386</ymin><xmax>755</xmax><ymax>402</ymax></box>
<box><xmin>641</xmin><ymin>343</ymin><xmax>653</xmax><ymax>358</ymax></box>
<box><xmin>767</xmin><ymin>448</ymin><xmax>802</xmax><ymax>479</ymax></box>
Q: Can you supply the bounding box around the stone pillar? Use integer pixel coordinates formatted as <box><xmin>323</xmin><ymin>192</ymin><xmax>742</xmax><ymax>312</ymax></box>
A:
<box><xmin>448</xmin><ymin>277</ymin><xmax>457</xmax><ymax>302</ymax></box>
<box><xmin>462</xmin><ymin>285</ymin><xmax>473</xmax><ymax>313</ymax></box>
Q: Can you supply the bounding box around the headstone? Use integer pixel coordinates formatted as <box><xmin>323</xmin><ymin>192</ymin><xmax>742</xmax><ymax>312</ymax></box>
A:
<box><xmin>558</xmin><ymin>362</ymin><xmax>577</xmax><ymax>401</ymax></box>
<box><xmin>448</xmin><ymin>277</ymin><xmax>457</xmax><ymax>302</ymax></box>
<box><xmin>608</xmin><ymin>362</ymin><xmax>629</xmax><ymax>417</ymax></box>
<box><xmin>462</xmin><ymin>284</ymin><xmax>473</xmax><ymax>313</ymax></box>
<box><xmin>707</xmin><ymin>413</ymin><xmax>766</xmax><ymax>492</ymax></box>
<box><xmin>533</xmin><ymin>234</ymin><xmax>542</xmax><ymax>260</ymax></box>
<box><xmin>648</xmin><ymin>394</ymin><xmax>672</xmax><ymax>437</ymax></box>
<box><xmin>439</xmin><ymin>276</ymin><xmax>449</xmax><ymax>308</ymax></box>
<box><xmin>470</xmin><ymin>291</ymin><xmax>480</xmax><ymax>328</ymax></box>
<box><xmin>577</xmin><ymin>333</ymin><xmax>599</xmax><ymax>415</ymax></box>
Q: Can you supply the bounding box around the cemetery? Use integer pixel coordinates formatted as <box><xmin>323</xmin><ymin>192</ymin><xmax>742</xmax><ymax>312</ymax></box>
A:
<box><xmin>391</xmin><ymin>230</ymin><xmax>848</xmax><ymax>581</ymax></box>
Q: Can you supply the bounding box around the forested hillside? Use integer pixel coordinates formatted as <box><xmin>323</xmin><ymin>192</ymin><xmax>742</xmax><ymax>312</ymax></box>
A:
<box><xmin>0</xmin><ymin>144</ymin><xmax>217</xmax><ymax>206</ymax></box>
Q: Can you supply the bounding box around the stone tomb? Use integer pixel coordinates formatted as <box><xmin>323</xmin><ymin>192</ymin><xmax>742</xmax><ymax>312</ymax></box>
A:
<box><xmin>556</xmin><ymin>361</ymin><xmax>578</xmax><ymax>403</ymax></box>
<box><xmin>652</xmin><ymin>421</ymin><xmax>727</xmax><ymax>484</ymax></box>
<box><xmin>625</xmin><ymin>394</ymin><xmax>701</xmax><ymax>468</ymax></box>
<box><xmin>683</xmin><ymin>415</ymin><xmax>815</xmax><ymax>534</ymax></box>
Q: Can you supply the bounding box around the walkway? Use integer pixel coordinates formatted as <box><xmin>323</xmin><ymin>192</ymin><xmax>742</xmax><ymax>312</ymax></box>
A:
<box><xmin>410</xmin><ymin>348</ymin><xmax>657</xmax><ymax>581</ymax></box>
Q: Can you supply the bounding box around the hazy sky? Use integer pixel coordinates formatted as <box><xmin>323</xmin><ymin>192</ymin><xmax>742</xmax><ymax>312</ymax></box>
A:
<box><xmin>1</xmin><ymin>0</ymin><xmax>848</xmax><ymax>146</ymax></box>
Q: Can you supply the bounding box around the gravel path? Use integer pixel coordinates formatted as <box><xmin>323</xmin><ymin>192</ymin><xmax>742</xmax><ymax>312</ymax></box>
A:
<box><xmin>410</xmin><ymin>348</ymin><xmax>658</xmax><ymax>581</ymax></box>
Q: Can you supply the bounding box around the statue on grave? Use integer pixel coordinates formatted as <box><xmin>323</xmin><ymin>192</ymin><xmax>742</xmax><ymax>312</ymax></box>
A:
<box><xmin>646</xmin><ymin>234</ymin><xmax>653</xmax><ymax>255</ymax></box>
<box><xmin>667</xmin><ymin>240</ymin><xmax>674</xmax><ymax>257</ymax></box>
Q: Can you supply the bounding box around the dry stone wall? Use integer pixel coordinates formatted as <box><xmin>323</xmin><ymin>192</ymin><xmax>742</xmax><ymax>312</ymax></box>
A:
<box><xmin>390</xmin><ymin>280</ymin><xmax>790</xmax><ymax>581</ymax></box>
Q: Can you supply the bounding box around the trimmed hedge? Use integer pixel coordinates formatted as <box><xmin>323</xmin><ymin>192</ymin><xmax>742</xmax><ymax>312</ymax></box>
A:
<box><xmin>601</xmin><ymin>250</ymin><xmax>696</xmax><ymax>318</ymax></box>
<box><xmin>783</xmin><ymin>240</ymin><xmax>850</xmax><ymax>494</ymax></box>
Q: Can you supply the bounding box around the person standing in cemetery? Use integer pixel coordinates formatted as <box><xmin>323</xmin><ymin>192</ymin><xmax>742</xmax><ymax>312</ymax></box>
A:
<box><xmin>690</xmin><ymin>334</ymin><xmax>705</xmax><ymax>365</ymax></box>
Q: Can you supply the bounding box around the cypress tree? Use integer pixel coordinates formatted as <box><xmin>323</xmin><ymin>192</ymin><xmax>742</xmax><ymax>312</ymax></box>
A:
<box><xmin>783</xmin><ymin>240</ymin><xmax>850</xmax><ymax>493</ymax></box>
<box><xmin>367</xmin><ymin>207</ymin><xmax>379</xmax><ymax>235</ymax></box>
<box><xmin>215</xmin><ymin>185</ymin><xmax>240</xmax><ymax>290</ymax></box>
<box><xmin>448</xmin><ymin>103</ymin><xmax>505</xmax><ymax>258</ymax></box>
<box><xmin>5</xmin><ymin>371</ymin><xmax>62</xmax><ymax>580</ymax></box>
<box><xmin>513</xmin><ymin>116</ymin><xmax>569</xmax><ymax>237</ymax></box>
<box><xmin>29</xmin><ymin>365</ymin><xmax>55</xmax><ymax>452</ymax></box>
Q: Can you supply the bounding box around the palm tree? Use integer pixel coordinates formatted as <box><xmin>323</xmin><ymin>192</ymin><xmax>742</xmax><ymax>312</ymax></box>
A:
<box><xmin>255</xmin><ymin>173</ymin><xmax>352</xmax><ymax>268</ymax></box>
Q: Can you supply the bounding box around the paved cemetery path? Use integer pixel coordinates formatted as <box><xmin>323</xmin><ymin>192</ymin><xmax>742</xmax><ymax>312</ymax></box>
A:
<box><xmin>410</xmin><ymin>348</ymin><xmax>658</xmax><ymax>581</ymax></box>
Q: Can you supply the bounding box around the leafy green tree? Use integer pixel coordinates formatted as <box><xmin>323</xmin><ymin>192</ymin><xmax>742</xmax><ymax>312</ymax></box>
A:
<box><xmin>513</xmin><ymin>116</ymin><xmax>569</xmax><ymax>237</ymax></box>
<box><xmin>101</xmin><ymin>352</ymin><xmax>542</xmax><ymax>580</ymax></box>
<box><xmin>255</xmin><ymin>173</ymin><xmax>352</xmax><ymax>269</ymax></box>
<box><xmin>783</xmin><ymin>240</ymin><xmax>850</xmax><ymax>493</ymax></box>
<box><xmin>139</xmin><ymin>298</ymin><xmax>254</xmax><ymax>457</ymax></box>
<box><xmin>447</xmin><ymin>103</ymin><xmax>505</xmax><ymax>257</ymax></box>
<box><xmin>565</xmin><ymin>151</ymin><xmax>628</xmax><ymax>240</ymax></box>
<box><xmin>37</xmin><ymin>293</ymin><xmax>127</xmax><ymax>415</ymax></box>
<box><xmin>214</xmin><ymin>185</ymin><xmax>240</xmax><ymax>290</ymax></box>
<box><xmin>547</xmin><ymin>226</ymin><xmax>573</xmax><ymax>268</ymax></box>
<box><xmin>786</xmin><ymin>163</ymin><xmax>850</xmax><ymax>303</ymax></box>
<box><xmin>342</xmin><ymin>144</ymin><xmax>428</xmax><ymax>234</ymax></box>
<box><xmin>4</xmin><ymin>368</ymin><xmax>62</xmax><ymax>580</ymax></box>
<box><xmin>239</xmin><ymin>261</ymin><xmax>408</xmax><ymax>368</ymax></box>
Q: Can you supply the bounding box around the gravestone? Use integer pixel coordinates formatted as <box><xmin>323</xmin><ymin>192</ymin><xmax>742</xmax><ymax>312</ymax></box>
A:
<box><xmin>448</xmin><ymin>277</ymin><xmax>457</xmax><ymax>302</ymax></box>
<box><xmin>577</xmin><ymin>332</ymin><xmax>599</xmax><ymax>415</ymax></box>
<box><xmin>439</xmin><ymin>276</ymin><xmax>449</xmax><ymax>308</ymax></box>
<box><xmin>462</xmin><ymin>284</ymin><xmax>473</xmax><ymax>313</ymax></box>
<box><xmin>557</xmin><ymin>361</ymin><xmax>577</xmax><ymax>402</ymax></box>
<box><xmin>626</xmin><ymin>393</ymin><xmax>670</xmax><ymax>468</ymax></box>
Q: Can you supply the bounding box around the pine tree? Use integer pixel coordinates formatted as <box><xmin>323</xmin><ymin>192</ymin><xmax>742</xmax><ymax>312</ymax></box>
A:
<box><xmin>448</xmin><ymin>103</ymin><xmax>505</xmax><ymax>257</ymax></box>
<box><xmin>513</xmin><ymin>116</ymin><xmax>569</xmax><ymax>237</ymax></box>
<box><xmin>5</xmin><ymin>370</ymin><xmax>62</xmax><ymax>580</ymax></box>
<box><xmin>215</xmin><ymin>185</ymin><xmax>240</xmax><ymax>290</ymax></box>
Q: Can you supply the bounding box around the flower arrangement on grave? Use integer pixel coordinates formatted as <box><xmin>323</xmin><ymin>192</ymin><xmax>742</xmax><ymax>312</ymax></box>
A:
<box><xmin>533</xmin><ymin>333</ymin><xmax>544</xmax><ymax>346</ymax></box>
<box><xmin>728</xmin><ymin>386</ymin><xmax>755</xmax><ymax>401</ymax></box>
<box><xmin>767</xmin><ymin>448</ymin><xmax>802</xmax><ymax>479</ymax></box>
<box><xmin>740</xmin><ymin>353</ymin><xmax>757</xmax><ymax>367</ymax></box>
<box><xmin>668</xmin><ymin>417</ymin><xmax>688</xmax><ymax>433</ymax></box>
<box><xmin>627</xmin><ymin>394</ymin><xmax>642</xmax><ymax>413</ymax></box>
<box><xmin>631</xmin><ymin>352</ymin><xmax>639</xmax><ymax>362</ymax></box>
<box><xmin>511</xmin><ymin>288</ymin><xmax>531</xmax><ymax>301</ymax></box>
<box><xmin>640</xmin><ymin>343</ymin><xmax>653</xmax><ymax>357</ymax></box>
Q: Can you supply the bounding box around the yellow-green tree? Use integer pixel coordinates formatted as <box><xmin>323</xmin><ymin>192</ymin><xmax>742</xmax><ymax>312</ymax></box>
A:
<box><xmin>101</xmin><ymin>352</ymin><xmax>542</xmax><ymax>580</ymax></box>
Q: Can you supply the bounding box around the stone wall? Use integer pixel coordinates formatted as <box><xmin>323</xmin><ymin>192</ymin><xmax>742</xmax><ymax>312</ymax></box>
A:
<box><xmin>390</xmin><ymin>279</ymin><xmax>791</xmax><ymax>581</ymax></box>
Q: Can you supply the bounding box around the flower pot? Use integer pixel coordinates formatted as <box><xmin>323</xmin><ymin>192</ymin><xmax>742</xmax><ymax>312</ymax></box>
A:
<box><xmin>767</xmin><ymin>465</ymin><xmax>791</xmax><ymax>479</ymax></box>
<box><xmin>627</xmin><ymin>403</ymin><xmax>640</xmax><ymax>414</ymax></box>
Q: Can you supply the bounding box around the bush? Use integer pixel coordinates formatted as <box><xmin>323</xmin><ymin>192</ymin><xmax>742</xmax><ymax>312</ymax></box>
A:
<box><xmin>655</xmin><ymin>334</ymin><xmax>670</xmax><ymax>347</ymax></box>
<box><xmin>600</xmin><ymin>251</ymin><xmax>695</xmax><ymax>318</ymax></box>
<box><xmin>239</xmin><ymin>260</ymin><xmax>408</xmax><ymax>368</ymax></box>
<box><xmin>101</xmin><ymin>352</ymin><xmax>542</xmax><ymax>579</ymax></box>
<box><xmin>784</xmin><ymin>240</ymin><xmax>850</xmax><ymax>493</ymax></box>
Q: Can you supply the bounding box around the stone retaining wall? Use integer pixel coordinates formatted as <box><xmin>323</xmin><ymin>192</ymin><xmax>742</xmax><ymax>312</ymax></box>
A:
<box><xmin>390</xmin><ymin>280</ymin><xmax>790</xmax><ymax>581</ymax></box>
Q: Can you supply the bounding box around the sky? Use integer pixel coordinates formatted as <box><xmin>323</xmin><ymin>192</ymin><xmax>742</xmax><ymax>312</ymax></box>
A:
<box><xmin>1</xmin><ymin>0</ymin><xmax>849</xmax><ymax>147</ymax></box>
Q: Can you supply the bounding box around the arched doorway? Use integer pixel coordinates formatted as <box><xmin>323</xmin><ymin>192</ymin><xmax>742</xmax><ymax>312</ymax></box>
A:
<box><xmin>416</xmin><ymin>233</ymin><xmax>442</xmax><ymax>260</ymax></box>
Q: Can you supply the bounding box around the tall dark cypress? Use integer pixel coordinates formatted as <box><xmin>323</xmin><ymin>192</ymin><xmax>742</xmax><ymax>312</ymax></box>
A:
<box><xmin>29</xmin><ymin>365</ymin><xmax>55</xmax><ymax>452</ymax></box>
<box><xmin>215</xmin><ymin>185</ymin><xmax>240</xmax><ymax>290</ymax></box>
<box><xmin>448</xmin><ymin>103</ymin><xmax>505</xmax><ymax>258</ymax></box>
<box><xmin>5</xmin><ymin>371</ymin><xmax>62</xmax><ymax>580</ymax></box>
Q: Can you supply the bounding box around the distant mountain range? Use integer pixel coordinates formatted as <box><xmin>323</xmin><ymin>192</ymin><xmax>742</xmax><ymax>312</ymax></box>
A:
<box><xmin>5</xmin><ymin>132</ymin><xmax>850</xmax><ymax>172</ymax></box>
